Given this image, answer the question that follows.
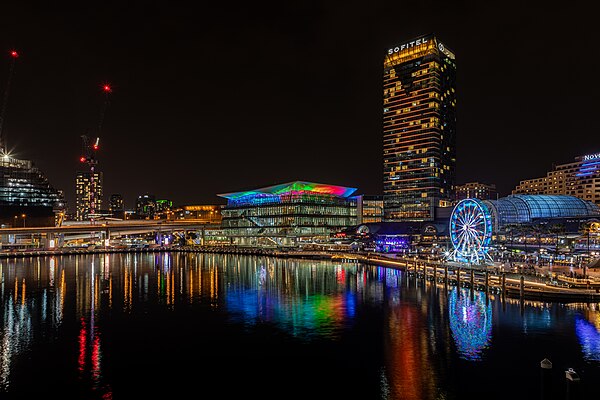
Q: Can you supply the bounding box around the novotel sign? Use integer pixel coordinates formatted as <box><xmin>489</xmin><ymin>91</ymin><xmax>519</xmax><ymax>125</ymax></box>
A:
<box><xmin>583</xmin><ymin>153</ymin><xmax>600</xmax><ymax>161</ymax></box>
<box><xmin>388</xmin><ymin>37</ymin><xmax>429</xmax><ymax>55</ymax></box>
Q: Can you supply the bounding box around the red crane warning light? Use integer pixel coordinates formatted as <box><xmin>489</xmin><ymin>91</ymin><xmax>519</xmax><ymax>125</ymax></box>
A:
<box><xmin>10</xmin><ymin>50</ymin><xmax>18</xmax><ymax>58</ymax></box>
<box><xmin>102</xmin><ymin>84</ymin><xmax>112</xmax><ymax>93</ymax></box>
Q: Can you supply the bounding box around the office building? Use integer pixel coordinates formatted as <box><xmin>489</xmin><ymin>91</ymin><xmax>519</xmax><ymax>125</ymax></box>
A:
<box><xmin>135</xmin><ymin>193</ymin><xmax>156</xmax><ymax>219</ymax></box>
<box><xmin>0</xmin><ymin>155</ymin><xmax>64</xmax><ymax>226</ymax></box>
<box><xmin>109</xmin><ymin>194</ymin><xmax>124</xmax><ymax>219</ymax></box>
<box><xmin>383</xmin><ymin>34</ymin><xmax>457</xmax><ymax>221</ymax></box>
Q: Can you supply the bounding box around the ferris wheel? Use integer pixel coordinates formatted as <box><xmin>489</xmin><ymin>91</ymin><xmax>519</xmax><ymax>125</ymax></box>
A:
<box><xmin>449</xmin><ymin>199</ymin><xmax>493</xmax><ymax>263</ymax></box>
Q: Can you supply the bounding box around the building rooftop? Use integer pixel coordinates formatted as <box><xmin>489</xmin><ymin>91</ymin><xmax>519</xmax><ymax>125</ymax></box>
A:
<box><xmin>218</xmin><ymin>181</ymin><xmax>358</xmax><ymax>200</ymax></box>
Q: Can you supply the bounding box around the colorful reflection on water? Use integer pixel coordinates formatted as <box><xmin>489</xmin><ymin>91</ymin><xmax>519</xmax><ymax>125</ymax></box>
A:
<box><xmin>0</xmin><ymin>253</ymin><xmax>598</xmax><ymax>399</ymax></box>
<box><xmin>224</xmin><ymin>262</ymin><xmax>357</xmax><ymax>339</ymax></box>
<box><xmin>448</xmin><ymin>288</ymin><xmax>492</xmax><ymax>361</ymax></box>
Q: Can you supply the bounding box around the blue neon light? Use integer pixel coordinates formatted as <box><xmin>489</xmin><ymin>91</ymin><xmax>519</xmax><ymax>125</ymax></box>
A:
<box><xmin>580</xmin><ymin>161</ymin><xmax>600</xmax><ymax>168</ymax></box>
<box><xmin>449</xmin><ymin>198</ymin><xmax>492</xmax><ymax>262</ymax></box>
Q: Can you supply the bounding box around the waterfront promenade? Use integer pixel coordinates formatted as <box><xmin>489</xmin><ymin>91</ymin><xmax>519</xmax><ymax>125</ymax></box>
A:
<box><xmin>1</xmin><ymin>244</ymin><xmax>600</xmax><ymax>303</ymax></box>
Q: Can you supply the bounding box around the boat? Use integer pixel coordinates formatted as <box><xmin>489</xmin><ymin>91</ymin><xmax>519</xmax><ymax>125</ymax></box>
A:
<box><xmin>565</xmin><ymin>368</ymin><xmax>580</xmax><ymax>381</ymax></box>
<box><xmin>540</xmin><ymin>358</ymin><xmax>552</xmax><ymax>369</ymax></box>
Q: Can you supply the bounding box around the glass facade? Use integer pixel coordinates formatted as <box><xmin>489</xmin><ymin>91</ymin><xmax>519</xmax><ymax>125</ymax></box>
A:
<box><xmin>0</xmin><ymin>155</ymin><xmax>63</xmax><ymax>225</ymax></box>
<box><xmin>383</xmin><ymin>34</ymin><xmax>457</xmax><ymax>222</ymax></box>
<box><xmin>219</xmin><ymin>181</ymin><xmax>358</xmax><ymax>247</ymax></box>
<box><xmin>0</xmin><ymin>156</ymin><xmax>62</xmax><ymax>208</ymax></box>
<box><xmin>483</xmin><ymin>194</ymin><xmax>600</xmax><ymax>228</ymax></box>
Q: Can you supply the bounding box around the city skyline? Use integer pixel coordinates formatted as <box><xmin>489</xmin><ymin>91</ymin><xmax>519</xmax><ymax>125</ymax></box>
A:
<box><xmin>1</xmin><ymin>1</ymin><xmax>598</xmax><ymax>210</ymax></box>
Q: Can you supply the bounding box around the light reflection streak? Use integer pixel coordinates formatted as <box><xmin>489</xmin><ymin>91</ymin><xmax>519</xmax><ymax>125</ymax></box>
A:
<box><xmin>78</xmin><ymin>318</ymin><xmax>87</xmax><ymax>374</ymax></box>
<box><xmin>448</xmin><ymin>288</ymin><xmax>492</xmax><ymax>361</ymax></box>
<box><xmin>575</xmin><ymin>314</ymin><xmax>600</xmax><ymax>361</ymax></box>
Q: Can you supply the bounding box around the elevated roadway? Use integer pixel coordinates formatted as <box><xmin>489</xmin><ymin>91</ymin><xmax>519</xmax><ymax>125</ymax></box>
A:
<box><xmin>0</xmin><ymin>219</ymin><xmax>221</xmax><ymax>245</ymax></box>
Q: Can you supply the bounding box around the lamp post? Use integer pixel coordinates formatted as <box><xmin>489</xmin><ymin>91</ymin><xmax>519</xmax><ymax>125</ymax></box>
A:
<box><xmin>21</xmin><ymin>213</ymin><xmax>26</xmax><ymax>227</ymax></box>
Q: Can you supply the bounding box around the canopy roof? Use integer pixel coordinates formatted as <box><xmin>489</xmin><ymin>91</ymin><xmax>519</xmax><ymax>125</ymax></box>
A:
<box><xmin>486</xmin><ymin>194</ymin><xmax>600</xmax><ymax>226</ymax></box>
<box><xmin>218</xmin><ymin>181</ymin><xmax>358</xmax><ymax>200</ymax></box>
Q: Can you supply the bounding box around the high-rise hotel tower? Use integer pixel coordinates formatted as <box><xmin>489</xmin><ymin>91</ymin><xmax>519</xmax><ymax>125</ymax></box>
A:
<box><xmin>383</xmin><ymin>34</ymin><xmax>457</xmax><ymax>221</ymax></box>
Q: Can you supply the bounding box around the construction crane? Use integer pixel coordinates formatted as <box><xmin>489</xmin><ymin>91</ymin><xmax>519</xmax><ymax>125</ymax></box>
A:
<box><xmin>79</xmin><ymin>83</ymin><xmax>112</xmax><ymax>224</ymax></box>
<box><xmin>0</xmin><ymin>50</ymin><xmax>19</xmax><ymax>155</ymax></box>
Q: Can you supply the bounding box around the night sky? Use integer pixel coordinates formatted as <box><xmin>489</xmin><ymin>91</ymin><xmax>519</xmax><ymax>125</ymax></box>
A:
<box><xmin>1</xmin><ymin>1</ymin><xmax>597</xmax><ymax>211</ymax></box>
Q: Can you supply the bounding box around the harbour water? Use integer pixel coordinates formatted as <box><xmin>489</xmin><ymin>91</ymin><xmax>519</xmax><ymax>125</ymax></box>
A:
<box><xmin>0</xmin><ymin>252</ymin><xmax>599</xmax><ymax>399</ymax></box>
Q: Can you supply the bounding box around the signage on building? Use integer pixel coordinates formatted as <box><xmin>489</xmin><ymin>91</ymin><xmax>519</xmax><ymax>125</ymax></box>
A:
<box><xmin>387</xmin><ymin>37</ymin><xmax>429</xmax><ymax>54</ymax></box>
<box><xmin>387</xmin><ymin>36</ymin><xmax>455</xmax><ymax>60</ymax></box>
<box><xmin>583</xmin><ymin>153</ymin><xmax>600</xmax><ymax>161</ymax></box>
<box><xmin>437</xmin><ymin>42</ymin><xmax>456</xmax><ymax>60</ymax></box>
<box><xmin>423</xmin><ymin>225</ymin><xmax>437</xmax><ymax>234</ymax></box>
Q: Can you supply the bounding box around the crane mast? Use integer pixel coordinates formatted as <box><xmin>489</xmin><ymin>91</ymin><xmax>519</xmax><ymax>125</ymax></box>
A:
<box><xmin>79</xmin><ymin>83</ymin><xmax>111</xmax><ymax>224</ymax></box>
<box><xmin>0</xmin><ymin>50</ymin><xmax>19</xmax><ymax>155</ymax></box>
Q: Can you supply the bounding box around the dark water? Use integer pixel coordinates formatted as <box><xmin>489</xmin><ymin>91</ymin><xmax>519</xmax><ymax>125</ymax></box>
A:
<box><xmin>0</xmin><ymin>252</ymin><xmax>599</xmax><ymax>399</ymax></box>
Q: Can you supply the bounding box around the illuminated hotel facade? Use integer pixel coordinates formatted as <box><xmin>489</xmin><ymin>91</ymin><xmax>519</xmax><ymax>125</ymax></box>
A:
<box><xmin>513</xmin><ymin>152</ymin><xmax>600</xmax><ymax>206</ymax></box>
<box><xmin>383</xmin><ymin>34</ymin><xmax>457</xmax><ymax>222</ymax></box>
<box><xmin>219</xmin><ymin>181</ymin><xmax>358</xmax><ymax>247</ymax></box>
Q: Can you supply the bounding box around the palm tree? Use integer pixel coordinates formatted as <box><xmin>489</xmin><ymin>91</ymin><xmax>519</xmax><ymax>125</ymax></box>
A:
<box><xmin>548</xmin><ymin>222</ymin><xmax>566</xmax><ymax>256</ymax></box>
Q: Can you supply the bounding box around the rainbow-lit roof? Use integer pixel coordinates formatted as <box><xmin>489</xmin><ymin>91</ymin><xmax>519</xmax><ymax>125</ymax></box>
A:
<box><xmin>218</xmin><ymin>181</ymin><xmax>358</xmax><ymax>200</ymax></box>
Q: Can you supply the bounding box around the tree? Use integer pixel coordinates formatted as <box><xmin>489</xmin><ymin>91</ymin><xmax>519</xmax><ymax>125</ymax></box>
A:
<box><xmin>547</xmin><ymin>222</ymin><xmax>566</xmax><ymax>256</ymax></box>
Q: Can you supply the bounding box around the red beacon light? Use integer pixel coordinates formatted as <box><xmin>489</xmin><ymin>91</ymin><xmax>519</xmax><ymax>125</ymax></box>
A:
<box><xmin>102</xmin><ymin>84</ymin><xmax>112</xmax><ymax>93</ymax></box>
<box><xmin>80</xmin><ymin>156</ymin><xmax>87</xmax><ymax>163</ymax></box>
<box><xmin>10</xmin><ymin>50</ymin><xmax>18</xmax><ymax>58</ymax></box>
<box><xmin>93</xmin><ymin>144</ymin><xmax>99</xmax><ymax>150</ymax></box>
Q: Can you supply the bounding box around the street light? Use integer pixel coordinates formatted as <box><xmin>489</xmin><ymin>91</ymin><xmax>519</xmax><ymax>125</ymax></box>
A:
<box><xmin>21</xmin><ymin>214</ymin><xmax>26</xmax><ymax>227</ymax></box>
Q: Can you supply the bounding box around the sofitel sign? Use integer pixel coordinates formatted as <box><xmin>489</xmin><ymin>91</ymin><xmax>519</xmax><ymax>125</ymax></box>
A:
<box><xmin>388</xmin><ymin>37</ymin><xmax>429</xmax><ymax>54</ymax></box>
<box><xmin>387</xmin><ymin>37</ymin><xmax>455</xmax><ymax>60</ymax></box>
<box><xmin>583</xmin><ymin>153</ymin><xmax>600</xmax><ymax>161</ymax></box>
